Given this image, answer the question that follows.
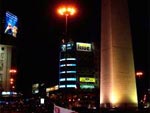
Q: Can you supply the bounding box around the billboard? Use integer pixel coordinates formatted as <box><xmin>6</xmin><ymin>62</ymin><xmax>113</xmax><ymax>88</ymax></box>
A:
<box><xmin>76</xmin><ymin>42</ymin><xmax>92</xmax><ymax>52</ymax></box>
<box><xmin>79</xmin><ymin>77</ymin><xmax>96</xmax><ymax>83</ymax></box>
<box><xmin>4</xmin><ymin>11</ymin><xmax>18</xmax><ymax>38</ymax></box>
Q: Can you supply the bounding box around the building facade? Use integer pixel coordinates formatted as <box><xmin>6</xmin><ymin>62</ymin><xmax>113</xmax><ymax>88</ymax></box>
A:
<box><xmin>58</xmin><ymin>39</ymin><xmax>99</xmax><ymax>109</ymax></box>
<box><xmin>0</xmin><ymin>10</ymin><xmax>18</xmax><ymax>91</ymax></box>
<box><xmin>59</xmin><ymin>40</ymin><xmax>97</xmax><ymax>90</ymax></box>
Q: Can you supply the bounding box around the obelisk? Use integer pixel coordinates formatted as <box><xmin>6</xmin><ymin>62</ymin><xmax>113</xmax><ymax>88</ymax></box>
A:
<box><xmin>100</xmin><ymin>0</ymin><xmax>138</xmax><ymax>108</ymax></box>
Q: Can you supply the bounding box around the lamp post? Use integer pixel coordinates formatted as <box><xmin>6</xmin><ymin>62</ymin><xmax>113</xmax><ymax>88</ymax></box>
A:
<box><xmin>57</xmin><ymin>6</ymin><xmax>76</xmax><ymax>36</ymax></box>
<box><xmin>136</xmin><ymin>71</ymin><xmax>144</xmax><ymax>105</ymax></box>
<box><xmin>57</xmin><ymin>6</ymin><xmax>77</xmax><ymax>108</ymax></box>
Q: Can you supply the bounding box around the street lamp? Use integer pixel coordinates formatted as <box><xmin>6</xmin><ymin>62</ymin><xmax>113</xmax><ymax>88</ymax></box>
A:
<box><xmin>136</xmin><ymin>71</ymin><xmax>143</xmax><ymax>78</ymax></box>
<box><xmin>57</xmin><ymin>6</ymin><xmax>76</xmax><ymax>36</ymax></box>
<box><xmin>9</xmin><ymin>69</ymin><xmax>17</xmax><ymax>73</ymax></box>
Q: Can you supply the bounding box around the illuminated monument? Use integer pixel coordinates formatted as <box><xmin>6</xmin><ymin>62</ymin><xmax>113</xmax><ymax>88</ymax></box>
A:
<box><xmin>100</xmin><ymin>0</ymin><xmax>138</xmax><ymax>108</ymax></box>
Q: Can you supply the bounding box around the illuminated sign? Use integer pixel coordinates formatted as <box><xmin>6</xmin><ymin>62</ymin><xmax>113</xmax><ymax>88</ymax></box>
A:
<box><xmin>80</xmin><ymin>77</ymin><xmax>96</xmax><ymax>83</ymax></box>
<box><xmin>61</xmin><ymin>44</ymin><xmax>66</xmax><ymax>51</ymax></box>
<box><xmin>80</xmin><ymin>84</ymin><xmax>95</xmax><ymax>89</ymax></box>
<box><xmin>32</xmin><ymin>83</ymin><xmax>39</xmax><ymax>94</ymax></box>
<box><xmin>46</xmin><ymin>85</ymin><xmax>59</xmax><ymax>92</ymax></box>
<box><xmin>76</xmin><ymin>42</ymin><xmax>92</xmax><ymax>52</ymax></box>
<box><xmin>4</xmin><ymin>11</ymin><xmax>18</xmax><ymax>37</ymax></box>
<box><xmin>61</xmin><ymin>42</ymin><xmax>74</xmax><ymax>51</ymax></box>
<box><xmin>2</xmin><ymin>91</ymin><xmax>17</xmax><ymax>96</ymax></box>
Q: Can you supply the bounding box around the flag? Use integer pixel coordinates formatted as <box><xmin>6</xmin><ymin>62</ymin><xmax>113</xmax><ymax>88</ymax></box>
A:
<box><xmin>53</xmin><ymin>104</ymin><xmax>78</xmax><ymax>113</ymax></box>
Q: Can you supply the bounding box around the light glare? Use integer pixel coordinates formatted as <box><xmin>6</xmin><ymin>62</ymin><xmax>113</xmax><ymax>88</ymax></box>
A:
<box><xmin>57</xmin><ymin>6</ymin><xmax>76</xmax><ymax>16</ymax></box>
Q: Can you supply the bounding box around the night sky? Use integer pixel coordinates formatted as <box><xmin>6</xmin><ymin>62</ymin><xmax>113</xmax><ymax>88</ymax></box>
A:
<box><xmin>2</xmin><ymin>0</ymin><xmax>149</xmax><ymax>95</ymax></box>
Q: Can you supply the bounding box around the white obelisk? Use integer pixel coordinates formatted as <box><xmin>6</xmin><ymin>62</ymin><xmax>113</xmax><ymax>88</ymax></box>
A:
<box><xmin>100</xmin><ymin>0</ymin><xmax>138</xmax><ymax>108</ymax></box>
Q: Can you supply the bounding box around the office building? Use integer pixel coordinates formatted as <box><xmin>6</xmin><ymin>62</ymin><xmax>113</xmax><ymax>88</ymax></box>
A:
<box><xmin>59</xmin><ymin>40</ymin><xmax>97</xmax><ymax>90</ymax></box>
<box><xmin>58</xmin><ymin>39</ymin><xmax>99</xmax><ymax>108</ymax></box>
<box><xmin>0</xmin><ymin>10</ymin><xmax>18</xmax><ymax>91</ymax></box>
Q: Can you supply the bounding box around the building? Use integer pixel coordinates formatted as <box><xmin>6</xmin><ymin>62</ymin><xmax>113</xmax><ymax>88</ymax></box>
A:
<box><xmin>0</xmin><ymin>10</ymin><xmax>18</xmax><ymax>91</ymax></box>
<box><xmin>59</xmin><ymin>40</ymin><xmax>97</xmax><ymax>89</ymax></box>
<box><xmin>58</xmin><ymin>39</ymin><xmax>99</xmax><ymax>109</ymax></box>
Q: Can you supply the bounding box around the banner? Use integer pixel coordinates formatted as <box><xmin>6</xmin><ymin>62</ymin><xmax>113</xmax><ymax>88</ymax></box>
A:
<box><xmin>54</xmin><ymin>104</ymin><xmax>78</xmax><ymax>113</ymax></box>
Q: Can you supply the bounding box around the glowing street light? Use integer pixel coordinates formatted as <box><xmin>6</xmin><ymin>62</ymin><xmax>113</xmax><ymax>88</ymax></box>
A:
<box><xmin>9</xmin><ymin>69</ymin><xmax>17</xmax><ymax>73</ymax></box>
<box><xmin>57</xmin><ymin>6</ymin><xmax>76</xmax><ymax>35</ymax></box>
<box><xmin>136</xmin><ymin>71</ymin><xmax>143</xmax><ymax>78</ymax></box>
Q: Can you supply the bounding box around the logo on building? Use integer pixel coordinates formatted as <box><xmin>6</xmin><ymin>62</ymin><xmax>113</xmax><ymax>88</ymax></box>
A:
<box><xmin>80</xmin><ymin>77</ymin><xmax>96</xmax><ymax>83</ymax></box>
<box><xmin>76</xmin><ymin>42</ymin><xmax>92</xmax><ymax>52</ymax></box>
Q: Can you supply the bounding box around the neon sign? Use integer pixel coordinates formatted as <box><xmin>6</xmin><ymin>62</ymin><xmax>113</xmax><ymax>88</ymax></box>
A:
<box><xmin>76</xmin><ymin>42</ymin><xmax>92</xmax><ymax>52</ymax></box>
<box><xmin>80</xmin><ymin>77</ymin><xmax>96</xmax><ymax>83</ymax></box>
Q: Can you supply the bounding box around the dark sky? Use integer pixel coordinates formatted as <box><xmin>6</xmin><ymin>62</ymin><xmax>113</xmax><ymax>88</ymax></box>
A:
<box><xmin>2</xmin><ymin>0</ymin><xmax>149</xmax><ymax>95</ymax></box>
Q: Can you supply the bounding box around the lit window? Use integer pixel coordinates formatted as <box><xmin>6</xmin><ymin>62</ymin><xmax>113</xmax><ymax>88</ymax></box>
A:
<box><xmin>60</xmin><ymin>64</ymin><xmax>66</xmax><ymax>67</ymax></box>
<box><xmin>60</xmin><ymin>58</ymin><xmax>76</xmax><ymax>61</ymax></box>
<box><xmin>59</xmin><ymin>85</ymin><xmax>66</xmax><ymax>88</ymax></box>
<box><xmin>60</xmin><ymin>64</ymin><xmax>76</xmax><ymax>67</ymax></box>
<box><xmin>66</xmin><ymin>64</ymin><xmax>76</xmax><ymax>66</ymax></box>
<box><xmin>66</xmin><ymin>84</ymin><xmax>76</xmax><ymax>88</ymax></box>
<box><xmin>66</xmin><ymin>58</ymin><xmax>76</xmax><ymax>60</ymax></box>
<box><xmin>67</xmin><ymin>71</ymin><xmax>76</xmax><ymax>73</ymax></box>
<box><xmin>59</xmin><ymin>78</ymin><xmax>66</xmax><ymax>81</ymax></box>
<box><xmin>60</xmin><ymin>58</ymin><xmax>66</xmax><ymax>61</ymax></box>
<box><xmin>60</xmin><ymin>71</ymin><xmax>65</xmax><ymax>74</ymax></box>
<box><xmin>67</xmin><ymin>43</ymin><xmax>71</xmax><ymax>47</ymax></box>
<box><xmin>66</xmin><ymin>78</ymin><xmax>76</xmax><ymax>81</ymax></box>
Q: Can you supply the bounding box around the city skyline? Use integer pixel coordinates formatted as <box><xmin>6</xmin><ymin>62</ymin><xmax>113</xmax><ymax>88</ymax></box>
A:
<box><xmin>2</xmin><ymin>0</ymin><xmax>149</xmax><ymax>95</ymax></box>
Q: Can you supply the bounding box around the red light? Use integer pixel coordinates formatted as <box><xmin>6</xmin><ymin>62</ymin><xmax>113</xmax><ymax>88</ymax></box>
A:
<box><xmin>68</xmin><ymin>99</ymin><xmax>71</xmax><ymax>102</ymax></box>
<box><xmin>10</xmin><ymin>78</ymin><xmax>14</xmax><ymax>82</ymax></box>
<box><xmin>10</xmin><ymin>81</ymin><xmax>13</xmax><ymax>84</ymax></box>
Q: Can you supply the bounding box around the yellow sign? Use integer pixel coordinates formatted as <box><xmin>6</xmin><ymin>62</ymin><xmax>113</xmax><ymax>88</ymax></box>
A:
<box><xmin>76</xmin><ymin>42</ymin><xmax>92</xmax><ymax>52</ymax></box>
<box><xmin>80</xmin><ymin>77</ymin><xmax>96</xmax><ymax>83</ymax></box>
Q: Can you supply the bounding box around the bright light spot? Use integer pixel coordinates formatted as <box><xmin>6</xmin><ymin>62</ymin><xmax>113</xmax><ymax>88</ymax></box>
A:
<box><xmin>9</xmin><ymin>69</ymin><xmax>17</xmax><ymax>73</ymax></box>
<box><xmin>40</xmin><ymin>98</ymin><xmax>45</xmax><ymax>104</ymax></box>
<box><xmin>10</xmin><ymin>78</ymin><xmax>14</xmax><ymax>82</ymax></box>
<box><xmin>100</xmin><ymin>95</ymin><xmax>103</xmax><ymax>104</ymax></box>
<box><xmin>136</xmin><ymin>71</ymin><xmax>143</xmax><ymax>78</ymax></box>
<box><xmin>69</xmin><ymin>99</ymin><xmax>71</xmax><ymax>102</ymax></box>
<box><xmin>130</xmin><ymin>92</ymin><xmax>138</xmax><ymax>104</ymax></box>
<box><xmin>57</xmin><ymin>6</ymin><xmax>76</xmax><ymax>16</ymax></box>
<box><xmin>110</xmin><ymin>94</ymin><xmax>118</xmax><ymax>104</ymax></box>
<box><xmin>10</xmin><ymin>81</ymin><xmax>13</xmax><ymax>84</ymax></box>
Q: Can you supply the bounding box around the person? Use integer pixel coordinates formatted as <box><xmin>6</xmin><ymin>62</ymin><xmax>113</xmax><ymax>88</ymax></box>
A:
<box><xmin>4</xmin><ymin>23</ymin><xmax>13</xmax><ymax>35</ymax></box>
<box><xmin>12</xmin><ymin>26</ymin><xmax>18</xmax><ymax>37</ymax></box>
